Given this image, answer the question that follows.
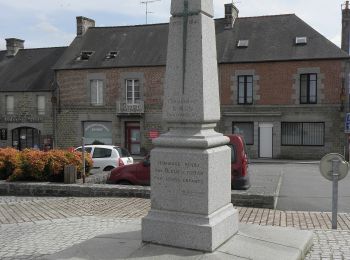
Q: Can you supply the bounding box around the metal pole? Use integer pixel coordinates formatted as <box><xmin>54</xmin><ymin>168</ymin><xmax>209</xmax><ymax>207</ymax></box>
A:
<box><xmin>82</xmin><ymin>137</ymin><xmax>86</xmax><ymax>184</ymax></box>
<box><xmin>331</xmin><ymin>159</ymin><xmax>340</xmax><ymax>229</ymax></box>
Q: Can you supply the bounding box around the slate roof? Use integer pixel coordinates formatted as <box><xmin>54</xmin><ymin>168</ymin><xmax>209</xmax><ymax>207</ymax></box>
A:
<box><xmin>216</xmin><ymin>14</ymin><xmax>349</xmax><ymax>63</ymax></box>
<box><xmin>0</xmin><ymin>47</ymin><xmax>66</xmax><ymax>92</ymax></box>
<box><xmin>54</xmin><ymin>14</ymin><xmax>349</xmax><ymax>70</ymax></box>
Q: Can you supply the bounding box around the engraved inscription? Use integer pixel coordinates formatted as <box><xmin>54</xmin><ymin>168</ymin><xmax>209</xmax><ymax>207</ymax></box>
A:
<box><xmin>154</xmin><ymin>159</ymin><xmax>205</xmax><ymax>197</ymax></box>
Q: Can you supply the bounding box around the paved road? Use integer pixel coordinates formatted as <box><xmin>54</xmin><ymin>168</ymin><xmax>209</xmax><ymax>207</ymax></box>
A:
<box><xmin>250</xmin><ymin>163</ymin><xmax>350</xmax><ymax>212</ymax></box>
<box><xmin>0</xmin><ymin>197</ymin><xmax>350</xmax><ymax>259</ymax></box>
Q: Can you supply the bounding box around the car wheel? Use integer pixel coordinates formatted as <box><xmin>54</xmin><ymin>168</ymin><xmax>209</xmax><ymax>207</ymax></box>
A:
<box><xmin>117</xmin><ymin>180</ymin><xmax>132</xmax><ymax>185</ymax></box>
<box><xmin>103</xmin><ymin>166</ymin><xmax>115</xmax><ymax>171</ymax></box>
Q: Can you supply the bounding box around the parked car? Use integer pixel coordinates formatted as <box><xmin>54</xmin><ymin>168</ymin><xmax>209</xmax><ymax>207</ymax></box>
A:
<box><xmin>75</xmin><ymin>145</ymin><xmax>133</xmax><ymax>171</ymax></box>
<box><xmin>107</xmin><ymin>134</ymin><xmax>250</xmax><ymax>190</ymax></box>
<box><xmin>226</xmin><ymin>134</ymin><xmax>250</xmax><ymax>190</ymax></box>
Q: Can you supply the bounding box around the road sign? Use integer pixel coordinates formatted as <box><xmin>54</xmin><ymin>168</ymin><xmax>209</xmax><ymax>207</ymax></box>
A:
<box><xmin>345</xmin><ymin>113</ymin><xmax>350</xmax><ymax>133</ymax></box>
<box><xmin>319</xmin><ymin>153</ymin><xmax>349</xmax><ymax>229</ymax></box>
<box><xmin>320</xmin><ymin>153</ymin><xmax>349</xmax><ymax>181</ymax></box>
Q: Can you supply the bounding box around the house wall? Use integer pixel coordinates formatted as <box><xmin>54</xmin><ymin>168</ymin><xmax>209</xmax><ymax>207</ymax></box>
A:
<box><xmin>55</xmin><ymin>67</ymin><xmax>165</xmax><ymax>154</ymax></box>
<box><xmin>55</xmin><ymin>59</ymin><xmax>347</xmax><ymax>159</ymax></box>
<box><xmin>219</xmin><ymin>60</ymin><xmax>346</xmax><ymax>159</ymax></box>
<box><xmin>0</xmin><ymin>92</ymin><xmax>53</xmax><ymax>149</ymax></box>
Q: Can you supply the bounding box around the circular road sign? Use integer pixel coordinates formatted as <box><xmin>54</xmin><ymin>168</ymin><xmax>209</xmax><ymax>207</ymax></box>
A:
<box><xmin>319</xmin><ymin>153</ymin><xmax>349</xmax><ymax>181</ymax></box>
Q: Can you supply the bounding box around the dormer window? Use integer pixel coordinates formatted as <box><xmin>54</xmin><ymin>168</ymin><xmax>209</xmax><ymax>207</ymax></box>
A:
<box><xmin>76</xmin><ymin>51</ymin><xmax>94</xmax><ymax>61</ymax></box>
<box><xmin>237</xmin><ymin>40</ymin><xmax>249</xmax><ymax>48</ymax></box>
<box><xmin>295</xmin><ymin>37</ymin><xmax>307</xmax><ymax>45</ymax></box>
<box><xmin>105</xmin><ymin>51</ymin><xmax>119</xmax><ymax>60</ymax></box>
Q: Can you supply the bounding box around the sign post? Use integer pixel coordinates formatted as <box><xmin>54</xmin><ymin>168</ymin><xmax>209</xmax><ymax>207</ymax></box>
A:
<box><xmin>82</xmin><ymin>137</ymin><xmax>86</xmax><ymax>184</ymax></box>
<box><xmin>344</xmin><ymin>114</ymin><xmax>350</xmax><ymax>161</ymax></box>
<box><xmin>320</xmin><ymin>153</ymin><xmax>349</xmax><ymax>229</ymax></box>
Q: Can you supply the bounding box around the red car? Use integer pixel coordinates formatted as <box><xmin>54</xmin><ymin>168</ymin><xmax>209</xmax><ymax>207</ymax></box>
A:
<box><xmin>107</xmin><ymin>134</ymin><xmax>250</xmax><ymax>190</ymax></box>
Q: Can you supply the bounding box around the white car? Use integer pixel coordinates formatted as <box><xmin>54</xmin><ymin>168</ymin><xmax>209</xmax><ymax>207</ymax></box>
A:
<box><xmin>75</xmin><ymin>145</ymin><xmax>133</xmax><ymax>172</ymax></box>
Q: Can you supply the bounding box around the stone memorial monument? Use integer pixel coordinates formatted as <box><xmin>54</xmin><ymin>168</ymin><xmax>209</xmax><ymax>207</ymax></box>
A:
<box><xmin>142</xmin><ymin>0</ymin><xmax>239</xmax><ymax>252</ymax></box>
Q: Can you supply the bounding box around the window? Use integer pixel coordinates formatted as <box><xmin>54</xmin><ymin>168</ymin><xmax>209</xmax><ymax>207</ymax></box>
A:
<box><xmin>295</xmin><ymin>37</ymin><xmax>307</xmax><ymax>45</ymax></box>
<box><xmin>92</xmin><ymin>148</ymin><xmax>112</xmax><ymax>158</ymax></box>
<box><xmin>37</xmin><ymin>96</ymin><xmax>45</xmax><ymax>115</ymax></box>
<box><xmin>120</xmin><ymin>147</ymin><xmax>131</xmax><ymax>157</ymax></box>
<box><xmin>126</xmin><ymin>79</ymin><xmax>140</xmax><ymax>104</ymax></box>
<box><xmin>300</xmin><ymin>74</ymin><xmax>317</xmax><ymax>104</ymax></box>
<box><xmin>233</xmin><ymin>122</ymin><xmax>254</xmax><ymax>145</ymax></box>
<box><xmin>6</xmin><ymin>95</ymin><xmax>14</xmax><ymax>115</ymax></box>
<box><xmin>76</xmin><ymin>147</ymin><xmax>93</xmax><ymax>154</ymax></box>
<box><xmin>83</xmin><ymin>122</ymin><xmax>112</xmax><ymax>145</ymax></box>
<box><xmin>76</xmin><ymin>51</ymin><xmax>94</xmax><ymax>61</ymax></box>
<box><xmin>237</xmin><ymin>40</ymin><xmax>249</xmax><ymax>48</ymax></box>
<box><xmin>90</xmin><ymin>80</ymin><xmax>104</xmax><ymax>105</ymax></box>
<box><xmin>105</xmin><ymin>51</ymin><xmax>119</xmax><ymax>60</ymax></box>
<box><xmin>238</xmin><ymin>75</ymin><xmax>253</xmax><ymax>104</ymax></box>
<box><xmin>281</xmin><ymin>122</ymin><xmax>324</xmax><ymax>146</ymax></box>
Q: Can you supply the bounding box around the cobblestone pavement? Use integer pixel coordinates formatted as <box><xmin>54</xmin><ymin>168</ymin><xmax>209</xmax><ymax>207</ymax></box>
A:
<box><xmin>0</xmin><ymin>196</ymin><xmax>349</xmax><ymax>259</ymax></box>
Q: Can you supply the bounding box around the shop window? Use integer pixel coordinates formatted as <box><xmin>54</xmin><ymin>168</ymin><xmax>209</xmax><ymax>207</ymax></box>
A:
<box><xmin>281</xmin><ymin>122</ymin><xmax>324</xmax><ymax>146</ymax></box>
<box><xmin>233</xmin><ymin>122</ymin><xmax>254</xmax><ymax>145</ymax></box>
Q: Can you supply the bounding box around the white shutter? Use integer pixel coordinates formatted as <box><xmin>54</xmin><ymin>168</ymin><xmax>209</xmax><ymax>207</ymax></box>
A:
<box><xmin>6</xmin><ymin>96</ymin><xmax>14</xmax><ymax>115</ymax></box>
<box><xmin>37</xmin><ymin>96</ymin><xmax>45</xmax><ymax>115</ymax></box>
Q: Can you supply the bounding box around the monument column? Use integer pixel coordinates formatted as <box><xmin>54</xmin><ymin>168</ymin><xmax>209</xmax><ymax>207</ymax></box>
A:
<box><xmin>142</xmin><ymin>0</ymin><xmax>239</xmax><ymax>252</ymax></box>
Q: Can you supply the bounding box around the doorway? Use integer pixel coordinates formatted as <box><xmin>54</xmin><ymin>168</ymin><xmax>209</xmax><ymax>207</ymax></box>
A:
<box><xmin>12</xmin><ymin>127</ymin><xmax>41</xmax><ymax>150</ymax></box>
<box><xmin>125</xmin><ymin>122</ymin><xmax>141</xmax><ymax>155</ymax></box>
<box><xmin>259</xmin><ymin>123</ymin><xmax>273</xmax><ymax>158</ymax></box>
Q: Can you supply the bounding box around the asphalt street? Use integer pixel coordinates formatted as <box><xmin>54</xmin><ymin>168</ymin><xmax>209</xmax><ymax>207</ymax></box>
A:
<box><xmin>251</xmin><ymin>163</ymin><xmax>350</xmax><ymax>212</ymax></box>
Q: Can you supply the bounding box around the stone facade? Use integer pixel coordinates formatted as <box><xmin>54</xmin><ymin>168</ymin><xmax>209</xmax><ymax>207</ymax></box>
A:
<box><xmin>55</xmin><ymin>67</ymin><xmax>165</xmax><ymax>154</ymax></box>
<box><xmin>0</xmin><ymin>92</ymin><xmax>54</xmax><ymax>149</ymax></box>
<box><xmin>219</xmin><ymin>60</ymin><xmax>346</xmax><ymax>159</ymax></box>
<box><xmin>55</xmin><ymin>59</ymin><xmax>347</xmax><ymax>159</ymax></box>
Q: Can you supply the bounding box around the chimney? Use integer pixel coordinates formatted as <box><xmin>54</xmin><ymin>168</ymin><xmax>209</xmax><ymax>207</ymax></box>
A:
<box><xmin>342</xmin><ymin>1</ymin><xmax>350</xmax><ymax>53</ymax></box>
<box><xmin>5</xmin><ymin>38</ymin><xmax>24</xmax><ymax>57</ymax></box>
<box><xmin>76</xmin><ymin>16</ymin><xmax>95</xmax><ymax>36</ymax></box>
<box><xmin>224</xmin><ymin>3</ymin><xmax>239</xmax><ymax>29</ymax></box>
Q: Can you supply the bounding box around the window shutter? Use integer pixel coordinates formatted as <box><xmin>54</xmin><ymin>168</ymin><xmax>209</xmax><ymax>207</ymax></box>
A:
<box><xmin>6</xmin><ymin>96</ymin><xmax>14</xmax><ymax>115</ymax></box>
<box><xmin>37</xmin><ymin>96</ymin><xmax>45</xmax><ymax>115</ymax></box>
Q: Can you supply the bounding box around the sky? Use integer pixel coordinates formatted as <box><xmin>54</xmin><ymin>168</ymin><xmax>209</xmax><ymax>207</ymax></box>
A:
<box><xmin>0</xmin><ymin>0</ymin><xmax>346</xmax><ymax>50</ymax></box>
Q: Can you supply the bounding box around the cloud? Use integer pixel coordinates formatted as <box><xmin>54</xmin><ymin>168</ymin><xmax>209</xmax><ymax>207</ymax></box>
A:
<box><xmin>35</xmin><ymin>21</ymin><xmax>60</xmax><ymax>34</ymax></box>
<box><xmin>0</xmin><ymin>0</ymin><xmax>345</xmax><ymax>48</ymax></box>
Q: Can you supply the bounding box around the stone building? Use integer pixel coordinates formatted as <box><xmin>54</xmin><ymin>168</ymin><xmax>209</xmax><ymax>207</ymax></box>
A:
<box><xmin>0</xmin><ymin>38</ymin><xmax>66</xmax><ymax>150</ymax></box>
<box><xmin>53</xmin><ymin>4</ymin><xmax>349</xmax><ymax>159</ymax></box>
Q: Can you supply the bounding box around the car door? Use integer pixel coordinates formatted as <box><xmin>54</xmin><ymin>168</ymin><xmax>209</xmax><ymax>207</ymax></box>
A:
<box><xmin>92</xmin><ymin>147</ymin><xmax>112</xmax><ymax>170</ymax></box>
<box><xmin>137</xmin><ymin>156</ymin><xmax>150</xmax><ymax>185</ymax></box>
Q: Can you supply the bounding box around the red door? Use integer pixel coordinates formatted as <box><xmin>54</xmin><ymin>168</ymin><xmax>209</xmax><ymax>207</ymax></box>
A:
<box><xmin>126</xmin><ymin>124</ymin><xmax>141</xmax><ymax>155</ymax></box>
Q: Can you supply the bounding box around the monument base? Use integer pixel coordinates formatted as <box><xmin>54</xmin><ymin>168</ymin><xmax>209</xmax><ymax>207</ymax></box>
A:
<box><xmin>142</xmin><ymin>204</ymin><xmax>238</xmax><ymax>252</ymax></box>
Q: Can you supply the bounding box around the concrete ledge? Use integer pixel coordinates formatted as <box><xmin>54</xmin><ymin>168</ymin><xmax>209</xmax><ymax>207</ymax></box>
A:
<box><xmin>0</xmin><ymin>174</ymin><xmax>281</xmax><ymax>209</ymax></box>
<box><xmin>43</xmin><ymin>222</ymin><xmax>313</xmax><ymax>260</ymax></box>
<box><xmin>0</xmin><ymin>181</ymin><xmax>151</xmax><ymax>199</ymax></box>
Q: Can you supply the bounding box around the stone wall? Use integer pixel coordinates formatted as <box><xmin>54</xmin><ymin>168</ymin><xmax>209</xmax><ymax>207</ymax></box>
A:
<box><xmin>0</xmin><ymin>92</ymin><xmax>53</xmax><ymax>148</ymax></box>
<box><xmin>55</xmin><ymin>67</ymin><xmax>165</xmax><ymax>152</ymax></box>
<box><xmin>55</xmin><ymin>59</ymin><xmax>346</xmax><ymax>158</ymax></box>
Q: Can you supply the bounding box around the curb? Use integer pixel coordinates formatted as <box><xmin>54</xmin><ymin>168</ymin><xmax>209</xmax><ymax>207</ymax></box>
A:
<box><xmin>0</xmin><ymin>181</ymin><xmax>279</xmax><ymax>209</ymax></box>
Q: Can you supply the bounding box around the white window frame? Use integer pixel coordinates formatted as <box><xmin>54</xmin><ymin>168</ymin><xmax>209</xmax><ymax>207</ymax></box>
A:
<box><xmin>90</xmin><ymin>79</ymin><xmax>104</xmax><ymax>106</ymax></box>
<box><xmin>126</xmin><ymin>79</ymin><xmax>140</xmax><ymax>104</ymax></box>
<box><xmin>6</xmin><ymin>95</ymin><xmax>14</xmax><ymax>115</ymax></box>
<box><xmin>37</xmin><ymin>95</ymin><xmax>46</xmax><ymax>115</ymax></box>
